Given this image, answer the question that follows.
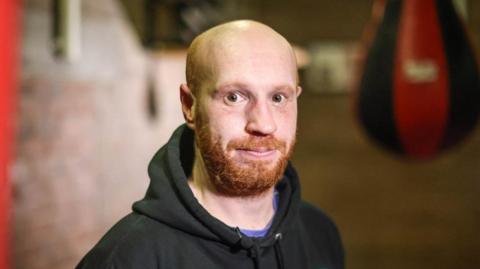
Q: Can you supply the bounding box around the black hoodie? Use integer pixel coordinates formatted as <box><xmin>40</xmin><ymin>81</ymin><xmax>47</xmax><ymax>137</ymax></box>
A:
<box><xmin>76</xmin><ymin>125</ymin><xmax>344</xmax><ymax>269</ymax></box>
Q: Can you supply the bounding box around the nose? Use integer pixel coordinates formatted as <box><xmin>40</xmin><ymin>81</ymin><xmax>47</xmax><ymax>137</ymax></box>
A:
<box><xmin>245</xmin><ymin>101</ymin><xmax>277</xmax><ymax>136</ymax></box>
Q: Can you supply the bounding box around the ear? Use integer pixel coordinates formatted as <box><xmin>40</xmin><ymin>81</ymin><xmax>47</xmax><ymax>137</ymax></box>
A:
<box><xmin>180</xmin><ymin>83</ymin><xmax>196</xmax><ymax>129</ymax></box>
<box><xmin>296</xmin><ymin>85</ymin><xmax>303</xmax><ymax>97</ymax></box>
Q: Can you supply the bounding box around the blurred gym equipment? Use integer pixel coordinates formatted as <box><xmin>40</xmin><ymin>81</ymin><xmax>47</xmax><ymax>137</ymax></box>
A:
<box><xmin>355</xmin><ymin>0</ymin><xmax>480</xmax><ymax>159</ymax></box>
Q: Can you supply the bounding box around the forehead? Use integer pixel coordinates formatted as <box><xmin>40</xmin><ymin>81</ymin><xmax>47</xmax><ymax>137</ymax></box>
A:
<box><xmin>208</xmin><ymin>37</ymin><xmax>298</xmax><ymax>90</ymax></box>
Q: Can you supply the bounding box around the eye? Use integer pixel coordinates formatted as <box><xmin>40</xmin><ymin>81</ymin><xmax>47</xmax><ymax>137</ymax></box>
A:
<box><xmin>224</xmin><ymin>92</ymin><xmax>246</xmax><ymax>105</ymax></box>
<box><xmin>272</xmin><ymin>93</ymin><xmax>286</xmax><ymax>104</ymax></box>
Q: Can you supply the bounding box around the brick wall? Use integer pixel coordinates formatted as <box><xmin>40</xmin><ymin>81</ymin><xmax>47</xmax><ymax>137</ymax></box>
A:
<box><xmin>15</xmin><ymin>0</ymin><xmax>184</xmax><ymax>268</ymax></box>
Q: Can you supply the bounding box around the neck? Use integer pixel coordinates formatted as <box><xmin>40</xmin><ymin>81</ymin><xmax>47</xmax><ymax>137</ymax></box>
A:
<box><xmin>188</xmin><ymin>149</ymin><xmax>276</xmax><ymax>230</ymax></box>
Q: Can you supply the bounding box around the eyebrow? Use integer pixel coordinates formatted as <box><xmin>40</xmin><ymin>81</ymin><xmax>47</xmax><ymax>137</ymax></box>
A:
<box><xmin>216</xmin><ymin>82</ymin><xmax>296</xmax><ymax>93</ymax></box>
<box><xmin>216</xmin><ymin>82</ymin><xmax>248</xmax><ymax>92</ymax></box>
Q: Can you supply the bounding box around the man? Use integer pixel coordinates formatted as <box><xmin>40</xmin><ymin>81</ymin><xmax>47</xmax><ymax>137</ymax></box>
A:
<box><xmin>77</xmin><ymin>20</ymin><xmax>344</xmax><ymax>269</ymax></box>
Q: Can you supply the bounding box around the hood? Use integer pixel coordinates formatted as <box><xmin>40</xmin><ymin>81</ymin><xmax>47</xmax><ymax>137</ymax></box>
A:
<box><xmin>132</xmin><ymin>124</ymin><xmax>302</xmax><ymax>249</ymax></box>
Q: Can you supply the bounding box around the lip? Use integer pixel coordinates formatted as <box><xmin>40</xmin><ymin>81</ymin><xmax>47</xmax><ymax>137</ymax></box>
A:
<box><xmin>236</xmin><ymin>148</ymin><xmax>277</xmax><ymax>158</ymax></box>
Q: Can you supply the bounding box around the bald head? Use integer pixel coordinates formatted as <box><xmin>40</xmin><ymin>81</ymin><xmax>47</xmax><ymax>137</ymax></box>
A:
<box><xmin>185</xmin><ymin>20</ymin><xmax>298</xmax><ymax>96</ymax></box>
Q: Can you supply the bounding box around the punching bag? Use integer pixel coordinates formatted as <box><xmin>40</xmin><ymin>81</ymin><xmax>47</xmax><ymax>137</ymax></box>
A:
<box><xmin>0</xmin><ymin>0</ymin><xmax>19</xmax><ymax>268</ymax></box>
<box><xmin>355</xmin><ymin>0</ymin><xmax>480</xmax><ymax>158</ymax></box>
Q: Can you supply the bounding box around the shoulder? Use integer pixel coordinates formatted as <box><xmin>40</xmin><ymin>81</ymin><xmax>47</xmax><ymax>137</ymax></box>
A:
<box><xmin>297</xmin><ymin>201</ymin><xmax>342</xmax><ymax>242</ymax></box>
<box><xmin>295</xmin><ymin>201</ymin><xmax>345</xmax><ymax>266</ymax></box>
<box><xmin>76</xmin><ymin>213</ymin><xmax>167</xmax><ymax>269</ymax></box>
<box><xmin>298</xmin><ymin>201</ymin><xmax>338</xmax><ymax>231</ymax></box>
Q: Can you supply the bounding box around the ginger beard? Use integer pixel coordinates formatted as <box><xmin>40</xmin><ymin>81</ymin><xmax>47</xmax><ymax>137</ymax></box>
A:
<box><xmin>194</xmin><ymin>115</ymin><xmax>295</xmax><ymax>197</ymax></box>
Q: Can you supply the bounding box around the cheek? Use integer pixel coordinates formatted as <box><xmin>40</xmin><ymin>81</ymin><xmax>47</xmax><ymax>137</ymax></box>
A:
<box><xmin>275</xmin><ymin>105</ymin><xmax>298</xmax><ymax>139</ymax></box>
<box><xmin>206</xmin><ymin>107</ymin><xmax>247</xmax><ymax>146</ymax></box>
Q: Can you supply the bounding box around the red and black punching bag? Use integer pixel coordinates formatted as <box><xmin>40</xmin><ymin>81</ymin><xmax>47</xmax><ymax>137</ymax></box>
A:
<box><xmin>355</xmin><ymin>0</ymin><xmax>480</xmax><ymax>158</ymax></box>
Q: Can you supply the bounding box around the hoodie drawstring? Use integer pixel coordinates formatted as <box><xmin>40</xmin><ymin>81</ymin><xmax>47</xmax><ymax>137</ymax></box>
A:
<box><xmin>250</xmin><ymin>232</ymin><xmax>285</xmax><ymax>269</ymax></box>
<box><xmin>235</xmin><ymin>228</ymin><xmax>261</xmax><ymax>269</ymax></box>
<box><xmin>249</xmin><ymin>244</ymin><xmax>261</xmax><ymax>269</ymax></box>
<box><xmin>273</xmin><ymin>233</ymin><xmax>285</xmax><ymax>269</ymax></box>
<box><xmin>235</xmin><ymin>228</ymin><xmax>285</xmax><ymax>269</ymax></box>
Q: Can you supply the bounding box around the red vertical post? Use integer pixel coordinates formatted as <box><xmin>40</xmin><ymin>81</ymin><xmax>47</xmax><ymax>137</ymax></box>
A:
<box><xmin>0</xmin><ymin>0</ymin><xmax>20</xmax><ymax>268</ymax></box>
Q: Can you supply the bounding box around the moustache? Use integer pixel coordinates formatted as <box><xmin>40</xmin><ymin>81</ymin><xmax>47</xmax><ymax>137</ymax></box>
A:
<box><xmin>226</xmin><ymin>137</ymin><xmax>287</xmax><ymax>154</ymax></box>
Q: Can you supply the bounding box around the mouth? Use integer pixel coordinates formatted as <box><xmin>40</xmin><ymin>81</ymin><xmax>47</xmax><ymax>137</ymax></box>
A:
<box><xmin>236</xmin><ymin>148</ymin><xmax>277</xmax><ymax>158</ymax></box>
